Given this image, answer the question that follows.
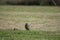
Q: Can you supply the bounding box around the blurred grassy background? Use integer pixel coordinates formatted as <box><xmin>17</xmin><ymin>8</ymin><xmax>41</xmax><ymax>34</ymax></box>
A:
<box><xmin>0</xmin><ymin>6</ymin><xmax>60</xmax><ymax>31</ymax></box>
<box><xmin>0</xmin><ymin>6</ymin><xmax>60</xmax><ymax>13</ymax></box>
<box><xmin>0</xmin><ymin>6</ymin><xmax>60</xmax><ymax>40</ymax></box>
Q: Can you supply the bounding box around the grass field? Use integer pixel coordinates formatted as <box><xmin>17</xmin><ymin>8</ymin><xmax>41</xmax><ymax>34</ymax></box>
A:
<box><xmin>0</xmin><ymin>30</ymin><xmax>60</xmax><ymax>40</ymax></box>
<box><xmin>0</xmin><ymin>6</ymin><xmax>60</xmax><ymax>40</ymax></box>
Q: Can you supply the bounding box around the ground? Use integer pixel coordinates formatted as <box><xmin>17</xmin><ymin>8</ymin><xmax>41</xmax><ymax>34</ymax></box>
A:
<box><xmin>0</xmin><ymin>6</ymin><xmax>60</xmax><ymax>40</ymax></box>
<box><xmin>0</xmin><ymin>6</ymin><xmax>60</xmax><ymax>31</ymax></box>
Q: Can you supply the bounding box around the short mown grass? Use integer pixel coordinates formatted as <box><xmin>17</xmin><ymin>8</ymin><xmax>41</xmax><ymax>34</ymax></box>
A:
<box><xmin>0</xmin><ymin>6</ymin><xmax>60</xmax><ymax>40</ymax></box>
<box><xmin>0</xmin><ymin>30</ymin><xmax>60</xmax><ymax>40</ymax></box>
<box><xmin>0</xmin><ymin>6</ymin><xmax>60</xmax><ymax>31</ymax></box>
<box><xmin>0</xmin><ymin>6</ymin><xmax>60</xmax><ymax>13</ymax></box>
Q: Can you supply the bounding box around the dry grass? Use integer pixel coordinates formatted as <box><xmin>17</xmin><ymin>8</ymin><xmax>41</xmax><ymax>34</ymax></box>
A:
<box><xmin>0</xmin><ymin>11</ymin><xmax>60</xmax><ymax>31</ymax></box>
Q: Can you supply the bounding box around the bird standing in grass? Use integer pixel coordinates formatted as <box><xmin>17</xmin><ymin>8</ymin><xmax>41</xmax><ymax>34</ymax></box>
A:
<box><xmin>25</xmin><ymin>23</ymin><xmax>29</xmax><ymax>30</ymax></box>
